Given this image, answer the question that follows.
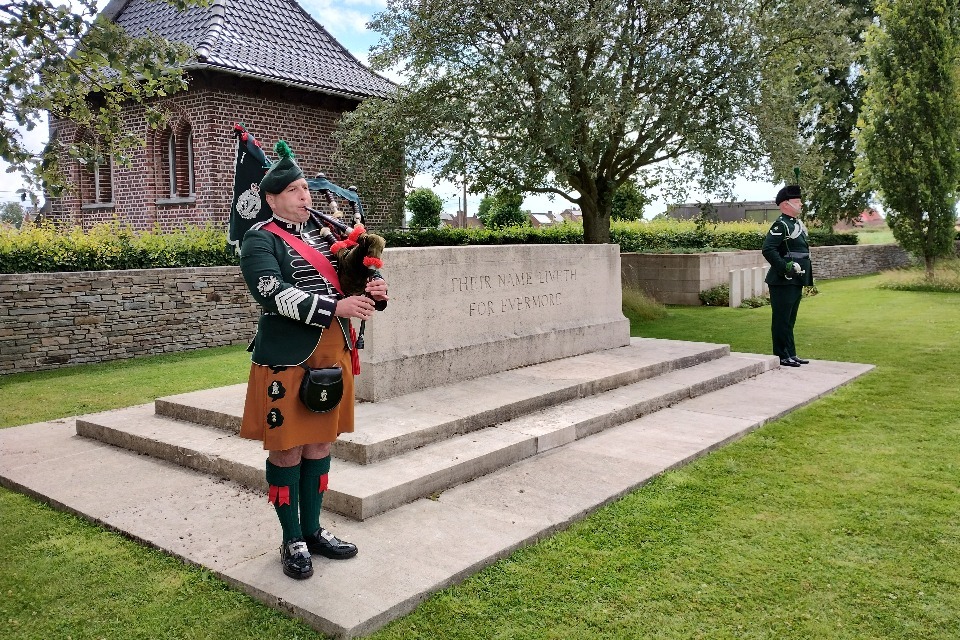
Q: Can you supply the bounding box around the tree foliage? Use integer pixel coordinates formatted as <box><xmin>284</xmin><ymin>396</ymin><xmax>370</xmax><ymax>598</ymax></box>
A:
<box><xmin>755</xmin><ymin>0</ymin><xmax>875</xmax><ymax>227</ymax></box>
<box><xmin>0</xmin><ymin>201</ymin><xmax>27</xmax><ymax>227</ymax></box>
<box><xmin>405</xmin><ymin>187</ymin><xmax>443</xmax><ymax>228</ymax></box>
<box><xmin>857</xmin><ymin>0</ymin><xmax>960</xmax><ymax>277</ymax></box>
<box><xmin>610</xmin><ymin>179</ymin><xmax>653</xmax><ymax>221</ymax></box>
<box><xmin>479</xmin><ymin>189</ymin><xmax>528</xmax><ymax>228</ymax></box>
<box><xmin>337</xmin><ymin>0</ymin><xmax>766</xmax><ymax>244</ymax></box>
<box><xmin>2</xmin><ymin>0</ymin><xmax>198</xmax><ymax>198</ymax></box>
<box><xmin>476</xmin><ymin>195</ymin><xmax>495</xmax><ymax>224</ymax></box>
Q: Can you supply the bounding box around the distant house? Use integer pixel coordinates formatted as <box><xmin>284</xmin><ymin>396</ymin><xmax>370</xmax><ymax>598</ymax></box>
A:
<box><xmin>48</xmin><ymin>0</ymin><xmax>400</xmax><ymax>230</ymax></box>
<box><xmin>529</xmin><ymin>208</ymin><xmax>582</xmax><ymax>227</ymax></box>
<box><xmin>669</xmin><ymin>202</ymin><xmax>890</xmax><ymax>231</ymax></box>
<box><xmin>667</xmin><ymin>201</ymin><xmax>781</xmax><ymax>224</ymax></box>
<box><xmin>529</xmin><ymin>211</ymin><xmax>563</xmax><ymax>228</ymax></box>
<box><xmin>833</xmin><ymin>208</ymin><xmax>886</xmax><ymax>231</ymax></box>
<box><xmin>440</xmin><ymin>211</ymin><xmax>483</xmax><ymax>229</ymax></box>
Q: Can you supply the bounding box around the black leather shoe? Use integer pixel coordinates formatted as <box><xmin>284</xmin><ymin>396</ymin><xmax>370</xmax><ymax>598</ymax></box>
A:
<box><xmin>305</xmin><ymin>527</ymin><xmax>358</xmax><ymax>560</ymax></box>
<box><xmin>281</xmin><ymin>538</ymin><xmax>314</xmax><ymax>579</ymax></box>
<box><xmin>791</xmin><ymin>356</ymin><xmax>810</xmax><ymax>365</ymax></box>
<box><xmin>780</xmin><ymin>358</ymin><xmax>801</xmax><ymax>368</ymax></box>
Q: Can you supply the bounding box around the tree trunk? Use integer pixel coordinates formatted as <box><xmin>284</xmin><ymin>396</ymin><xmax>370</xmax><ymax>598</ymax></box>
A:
<box><xmin>581</xmin><ymin>181</ymin><xmax>613</xmax><ymax>244</ymax></box>
<box><xmin>925</xmin><ymin>254</ymin><xmax>936</xmax><ymax>280</ymax></box>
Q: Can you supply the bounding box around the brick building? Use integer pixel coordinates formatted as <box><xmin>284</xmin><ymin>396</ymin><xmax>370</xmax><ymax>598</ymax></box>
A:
<box><xmin>49</xmin><ymin>0</ymin><xmax>400</xmax><ymax>230</ymax></box>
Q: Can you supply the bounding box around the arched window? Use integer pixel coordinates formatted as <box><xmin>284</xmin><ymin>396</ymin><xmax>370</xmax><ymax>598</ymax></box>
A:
<box><xmin>185</xmin><ymin>130</ymin><xmax>195</xmax><ymax>196</ymax></box>
<box><xmin>160</xmin><ymin>123</ymin><xmax>196</xmax><ymax>199</ymax></box>
<box><xmin>167</xmin><ymin>132</ymin><xmax>177</xmax><ymax>197</ymax></box>
<box><xmin>77</xmin><ymin>131</ymin><xmax>113</xmax><ymax>206</ymax></box>
<box><xmin>92</xmin><ymin>156</ymin><xmax>114</xmax><ymax>204</ymax></box>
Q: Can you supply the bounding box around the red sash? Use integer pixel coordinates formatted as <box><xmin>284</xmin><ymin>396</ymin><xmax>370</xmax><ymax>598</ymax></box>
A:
<box><xmin>262</xmin><ymin>221</ymin><xmax>360</xmax><ymax>375</ymax></box>
<box><xmin>264</xmin><ymin>221</ymin><xmax>343</xmax><ymax>293</ymax></box>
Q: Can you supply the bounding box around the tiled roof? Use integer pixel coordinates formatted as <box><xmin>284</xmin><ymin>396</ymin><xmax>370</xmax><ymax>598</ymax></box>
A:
<box><xmin>102</xmin><ymin>0</ymin><xmax>395</xmax><ymax>99</ymax></box>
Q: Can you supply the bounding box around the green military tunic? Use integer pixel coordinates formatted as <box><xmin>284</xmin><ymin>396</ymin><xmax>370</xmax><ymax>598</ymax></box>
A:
<box><xmin>238</xmin><ymin>216</ymin><xmax>363</xmax><ymax>450</ymax></box>
<box><xmin>239</xmin><ymin>216</ymin><xmax>352</xmax><ymax>366</ymax></box>
<box><xmin>761</xmin><ymin>213</ymin><xmax>813</xmax><ymax>360</ymax></box>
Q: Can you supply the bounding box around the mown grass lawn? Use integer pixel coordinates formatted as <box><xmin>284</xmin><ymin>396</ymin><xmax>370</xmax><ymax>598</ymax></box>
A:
<box><xmin>2</xmin><ymin>274</ymin><xmax>959</xmax><ymax>639</ymax></box>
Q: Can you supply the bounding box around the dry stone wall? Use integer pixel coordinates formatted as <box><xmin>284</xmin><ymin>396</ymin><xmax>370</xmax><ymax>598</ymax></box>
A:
<box><xmin>0</xmin><ymin>267</ymin><xmax>258</xmax><ymax>375</ymax></box>
<box><xmin>811</xmin><ymin>243</ymin><xmax>912</xmax><ymax>279</ymax></box>
<box><xmin>621</xmin><ymin>243</ymin><xmax>948</xmax><ymax>305</ymax></box>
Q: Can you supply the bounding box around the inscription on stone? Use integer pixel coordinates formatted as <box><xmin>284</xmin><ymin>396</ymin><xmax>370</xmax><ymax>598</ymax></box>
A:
<box><xmin>452</xmin><ymin>269</ymin><xmax>577</xmax><ymax>317</ymax></box>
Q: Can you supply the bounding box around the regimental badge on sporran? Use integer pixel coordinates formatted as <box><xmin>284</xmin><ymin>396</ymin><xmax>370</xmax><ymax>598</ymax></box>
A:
<box><xmin>237</xmin><ymin>183</ymin><xmax>262</xmax><ymax>219</ymax></box>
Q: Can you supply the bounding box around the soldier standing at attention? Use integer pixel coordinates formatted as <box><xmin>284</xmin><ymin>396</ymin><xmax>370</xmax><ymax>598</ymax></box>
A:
<box><xmin>762</xmin><ymin>184</ymin><xmax>813</xmax><ymax>368</ymax></box>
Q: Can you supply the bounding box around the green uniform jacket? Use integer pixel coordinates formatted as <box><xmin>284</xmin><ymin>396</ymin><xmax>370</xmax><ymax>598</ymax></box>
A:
<box><xmin>240</xmin><ymin>217</ymin><xmax>352</xmax><ymax>367</ymax></box>
<box><xmin>762</xmin><ymin>214</ymin><xmax>814</xmax><ymax>287</ymax></box>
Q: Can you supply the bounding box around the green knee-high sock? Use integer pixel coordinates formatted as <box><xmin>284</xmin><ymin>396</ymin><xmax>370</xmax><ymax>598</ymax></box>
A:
<box><xmin>299</xmin><ymin>455</ymin><xmax>331</xmax><ymax>536</ymax></box>
<box><xmin>265</xmin><ymin>460</ymin><xmax>302</xmax><ymax>543</ymax></box>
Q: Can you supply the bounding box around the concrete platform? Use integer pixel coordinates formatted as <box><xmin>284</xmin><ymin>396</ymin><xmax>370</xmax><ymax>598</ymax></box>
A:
<box><xmin>0</xmin><ymin>343</ymin><xmax>873</xmax><ymax>638</ymax></box>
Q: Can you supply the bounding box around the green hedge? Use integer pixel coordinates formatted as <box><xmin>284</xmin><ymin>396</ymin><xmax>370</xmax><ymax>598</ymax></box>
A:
<box><xmin>0</xmin><ymin>222</ymin><xmax>237</xmax><ymax>274</ymax></box>
<box><xmin>381</xmin><ymin>223</ymin><xmax>584</xmax><ymax>247</ymax></box>
<box><xmin>383</xmin><ymin>220</ymin><xmax>857</xmax><ymax>250</ymax></box>
<box><xmin>0</xmin><ymin>219</ymin><xmax>858</xmax><ymax>274</ymax></box>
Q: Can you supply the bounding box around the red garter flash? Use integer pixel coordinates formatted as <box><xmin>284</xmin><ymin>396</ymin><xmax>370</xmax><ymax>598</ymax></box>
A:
<box><xmin>319</xmin><ymin>473</ymin><xmax>329</xmax><ymax>492</ymax></box>
<box><xmin>268</xmin><ymin>485</ymin><xmax>291</xmax><ymax>506</ymax></box>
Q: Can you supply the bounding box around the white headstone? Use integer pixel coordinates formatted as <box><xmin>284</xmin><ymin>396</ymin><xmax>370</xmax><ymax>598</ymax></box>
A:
<box><xmin>728</xmin><ymin>269</ymin><xmax>743</xmax><ymax>307</ymax></box>
<box><xmin>752</xmin><ymin>267</ymin><xmax>765</xmax><ymax>300</ymax></box>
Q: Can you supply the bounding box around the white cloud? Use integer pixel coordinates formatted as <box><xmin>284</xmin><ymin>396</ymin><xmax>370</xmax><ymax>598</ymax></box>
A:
<box><xmin>0</xmin><ymin>118</ymin><xmax>48</xmax><ymax>203</ymax></box>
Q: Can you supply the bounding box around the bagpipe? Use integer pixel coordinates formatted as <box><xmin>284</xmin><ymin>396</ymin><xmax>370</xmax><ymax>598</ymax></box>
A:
<box><xmin>302</xmin><ymin>178</ymin><xmax>386</xmax><ymax>309</ymax></box>
<box><xmin>229</xmin><ymin>124</ymin><xmax>386</xmax><ymax>346</ymax></box>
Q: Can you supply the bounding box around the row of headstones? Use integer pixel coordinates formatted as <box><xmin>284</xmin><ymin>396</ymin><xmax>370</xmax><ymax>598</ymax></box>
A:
<box><xmin>728</xmin><ymin>266</ymin><xmax>769</xmax><ymax>308</ymax></box>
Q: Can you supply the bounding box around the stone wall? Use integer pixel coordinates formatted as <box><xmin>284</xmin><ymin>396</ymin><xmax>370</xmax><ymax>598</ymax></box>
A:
<box><xmin>622</xmin><ymin>242</ymin><xmax>931</xmax><ymax>304</ymax></box>
<box><xmin>0</xmin><ymin>267</ymin><xmax>258</xmax><ymax>375</ymax></box>
<box><xmin>812</xmin><ymin>243</ymin><xmax>912</xmax><ymax>279</ymax></box>
<box><xmin>621</xmin><ymin>251</ymin><xmax>767</xmax><ymax>305</ymax></box>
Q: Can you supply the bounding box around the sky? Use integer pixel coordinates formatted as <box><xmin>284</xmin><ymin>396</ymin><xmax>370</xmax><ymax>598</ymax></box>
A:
<box><xmin>0</xmin><ymin>0</ymin><xmax>779</xmax><ymax>215</ymax></box>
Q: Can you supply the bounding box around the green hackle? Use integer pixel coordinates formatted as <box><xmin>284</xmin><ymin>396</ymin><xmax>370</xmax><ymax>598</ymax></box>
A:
<box><xmin>274</xmin><ymin>140</ymin><xmax>295</xmax><ymax>159</ymax></box>
<box><xmin>793</xmin><ymin>166</ymin><xmax>801</xmax><ymax>183</ymax></box>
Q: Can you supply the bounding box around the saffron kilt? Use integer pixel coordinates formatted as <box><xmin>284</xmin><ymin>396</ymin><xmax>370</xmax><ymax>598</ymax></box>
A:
<box><xmin>240</xmin><ymin>325</ymin><xmax>355</xmax><ymax>451</ymax></box>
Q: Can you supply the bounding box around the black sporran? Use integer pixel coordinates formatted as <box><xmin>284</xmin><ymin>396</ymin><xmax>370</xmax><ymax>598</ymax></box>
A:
<box><xmin>299</xmin><ymin>365</ymin><xmax>343</xmax><ymax>413</ymax></box>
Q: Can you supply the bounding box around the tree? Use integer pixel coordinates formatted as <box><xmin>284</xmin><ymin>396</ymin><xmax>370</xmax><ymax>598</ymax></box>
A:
<box><xmin>2</xmin><ymin>0</ymin><xmax>197</xmax><ymax>197</ymax></box>
<box><xmin>754</xmin><ymin>0</ymin><xmax>875</xmax><ymax>228</ymax></box>
<box><xmin>406</xmin><ymin>187</ymin><xmax>443</xmax><ymax>228</ymax></box>
<box><xmin>610</xmin><ymin>179</ymin><xmax>653</xmax><ymax>221</ymax></box>
<box><xmin>484</xmin><ymin>189</ymin><xmax>528</xmax><ymax>228</ymax></box>
<box><xmin>336</xmin><ymin>0</ymin><xmax>764</xmax><ymax>244</ymax></box>
<box><xmin>857</xmin><ymin>0</ymin><xmax>960</xmax><ymax>278</ymax></box>
<box><xmin>476</xmin><ymin>194</ymin><xmax>496</xmax><ymax>225</ymax></box>
<box><xmin>0</xmin><ymin>201</ymin><xmax>27</xmax><ymax>227</ymax></box>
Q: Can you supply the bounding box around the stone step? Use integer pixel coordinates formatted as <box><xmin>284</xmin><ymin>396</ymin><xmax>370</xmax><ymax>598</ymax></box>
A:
<box><xmin>76</xmin><ymin>353</ymin><xmax>776</xmax><ymax>520</ymax></box>
<box><xmin>154</xmin><ymin>337</ymin><xmax>730</xmax><ymax>465</ymax></box>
